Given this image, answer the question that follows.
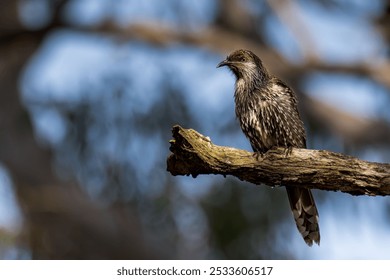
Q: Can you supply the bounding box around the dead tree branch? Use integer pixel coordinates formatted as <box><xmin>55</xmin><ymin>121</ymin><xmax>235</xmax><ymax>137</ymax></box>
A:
<box><xmin>167</xmin><ymin>125</ymin><xmax>390</xmax><ymax>196</ymax></box>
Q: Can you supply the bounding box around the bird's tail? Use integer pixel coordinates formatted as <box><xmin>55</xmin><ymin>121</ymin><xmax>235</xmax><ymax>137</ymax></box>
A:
<box><xmin>285</xmin><ymin>187</ymin><xmax>320</xmax><ymax>246</ymax></box>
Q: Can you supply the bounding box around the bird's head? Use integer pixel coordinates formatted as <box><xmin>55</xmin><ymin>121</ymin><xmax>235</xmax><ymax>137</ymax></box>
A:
<box><xmin>217</xmin><ymin>49</ymin><xmax>269</xmax><ymax>84</ymax></box>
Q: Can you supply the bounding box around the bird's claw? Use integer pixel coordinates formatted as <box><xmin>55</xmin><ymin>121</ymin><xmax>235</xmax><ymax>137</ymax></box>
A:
<box><xmin>283</xmin><ymin>146</ymin><xmax>293</xmax><ymax>157</ymax></box>
<box><xmin>252</xmin><ymin>151</ymin><xmax>264</xmax><ymax>160</ymax></box>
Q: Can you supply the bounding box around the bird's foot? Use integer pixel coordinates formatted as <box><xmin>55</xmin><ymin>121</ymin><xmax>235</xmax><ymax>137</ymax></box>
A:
<box><xmin>252</xmin><ymin>151</ymin><xmax>264</xmax><ymax>160</ymax></box>
<box><xmin>283</xmin><ymin>146</ymin><xmax>293</xmax><ymax>157</ymax></box>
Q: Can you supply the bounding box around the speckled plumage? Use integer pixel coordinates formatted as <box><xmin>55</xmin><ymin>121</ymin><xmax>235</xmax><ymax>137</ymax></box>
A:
<box><xmin>218</xmin><ymin>49</ymin><xmax>320</xmax><ymax>246</ymax></box>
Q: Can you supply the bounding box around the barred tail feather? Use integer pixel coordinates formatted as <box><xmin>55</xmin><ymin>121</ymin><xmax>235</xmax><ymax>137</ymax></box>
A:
<box><xmin>286</xmin><ymin>187</ymin><xmax>320</xmax><ymax>246</ymax></box>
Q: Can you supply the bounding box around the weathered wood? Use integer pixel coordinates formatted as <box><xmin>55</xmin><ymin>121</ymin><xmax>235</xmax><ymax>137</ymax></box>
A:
<box><xmin>167</xmin><ymin>125</ymin><xmax>390</xmax><ymax>196</ymax></box>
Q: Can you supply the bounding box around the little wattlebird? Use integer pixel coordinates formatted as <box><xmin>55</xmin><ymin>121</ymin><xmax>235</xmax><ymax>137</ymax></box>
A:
<box><xmin>217</xmin><ymin>49</ymin><xmax>320</xmax><ymax>246</ymax></box>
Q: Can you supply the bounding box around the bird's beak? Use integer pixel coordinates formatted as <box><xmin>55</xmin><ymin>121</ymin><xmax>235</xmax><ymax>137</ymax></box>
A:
<box><xmin>217</xmin><ymin>59</ymin><xmax>229</xmax><ymax>68</ymax></box>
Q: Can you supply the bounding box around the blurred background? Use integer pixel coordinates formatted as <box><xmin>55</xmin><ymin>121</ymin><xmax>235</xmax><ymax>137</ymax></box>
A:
<box><xmin>0</xmin><ymin>0</ymin><xmax>390</xmax><ymax>259</ymax></box>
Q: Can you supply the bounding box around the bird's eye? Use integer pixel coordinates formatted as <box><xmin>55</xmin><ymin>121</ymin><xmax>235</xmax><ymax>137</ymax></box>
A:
<box><xmin>240</xmin><ymin>57</ymin><xmax>246</xmax><ymax>62</ymax></box>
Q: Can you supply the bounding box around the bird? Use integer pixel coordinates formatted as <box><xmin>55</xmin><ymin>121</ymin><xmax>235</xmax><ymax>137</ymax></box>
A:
<box><xmin>217</xmin><ymin>49</ymin><xmax>320</xmax><ymax>246</ymax></box>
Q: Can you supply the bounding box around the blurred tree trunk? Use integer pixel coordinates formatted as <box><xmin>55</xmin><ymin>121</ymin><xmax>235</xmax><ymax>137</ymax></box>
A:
<box><xmin>0</xmin><ymin>0</ymin><xmax>153</xmax><ymax>259</ymax></box>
